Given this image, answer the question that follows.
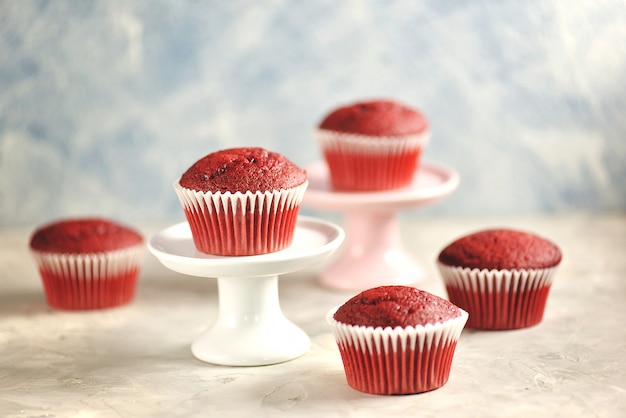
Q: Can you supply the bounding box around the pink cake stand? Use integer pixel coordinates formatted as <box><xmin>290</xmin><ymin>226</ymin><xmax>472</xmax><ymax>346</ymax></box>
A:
<box><xmin>303</xmin><ymin>160</ymin><xmax>459</xmax><ymax>291</ymax></box>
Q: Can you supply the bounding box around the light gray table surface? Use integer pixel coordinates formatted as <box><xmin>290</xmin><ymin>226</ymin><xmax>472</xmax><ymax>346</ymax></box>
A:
<box><xmin>1</xmin><ymin>214</ymin><xmax>624</xmax><ymax>418</ymax></box>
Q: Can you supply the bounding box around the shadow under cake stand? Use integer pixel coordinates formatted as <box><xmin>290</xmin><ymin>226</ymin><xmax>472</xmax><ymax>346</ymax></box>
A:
<box><xmin>148</xmin><ymin>216</ymin><xmax>344</xmax><ymax>366</ymax></box>
<box><xmin>303</xmin><ymin>160</ymin><xmax>459</xmax><ymax>291</ymax></box>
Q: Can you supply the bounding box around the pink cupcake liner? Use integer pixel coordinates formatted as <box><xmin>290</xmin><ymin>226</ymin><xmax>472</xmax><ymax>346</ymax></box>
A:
<box><xmin>315</xmin><ymin>129</ymin><xmax>430</xmax><ymax>191</ymax></box>
<box><xmin>174</xmin><ymin>180</ymin><xmax>308</xmax><ymax>256</ymax></box>
<box><xmin>31</xmin><ymin>245</ymin><xmax>144</xmax><ymax>310</ymax></box>
<box><xmin>437</xmin><ymin>263</ymin><xmax>558</xmax><ymax>330</ymax></box>
<box><xmin>327</xmin><ymin>306</ymin><xmax>468</xmax><ymax>395</ymax></box>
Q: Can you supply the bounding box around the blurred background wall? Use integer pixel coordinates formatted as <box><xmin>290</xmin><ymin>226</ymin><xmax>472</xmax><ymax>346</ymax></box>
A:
<box><xmin>1</xmin><ymin>0</ymin><xmax>625</xmax><ymax>228</ymax></box>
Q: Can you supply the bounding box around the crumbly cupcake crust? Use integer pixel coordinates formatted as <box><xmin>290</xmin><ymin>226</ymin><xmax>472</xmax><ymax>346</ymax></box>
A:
<box><xmin>334</xmin><ymin>285</ymin><xmax>462</xmax><ymax>328</ymax></box>
<box><xmin>318</xmin><ymin>99</ymin><xmax>428</xmax><ymax>137</ymax></box>
<box><xmin>438</xmin><ymin>228</ymin><xmax>562</xmax><ymax>270</ymax></box>
<box><xmin>179</xmin><ymin>147</ymin><xmax>307</xmax><ymax>193</ymax></box>
<box><xmin>30</xmin><ymin>218</ymin><xmax>143</xmax><ymax>253</ymax></box>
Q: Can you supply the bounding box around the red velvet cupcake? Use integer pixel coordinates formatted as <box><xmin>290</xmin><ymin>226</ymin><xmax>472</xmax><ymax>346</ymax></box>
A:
<box><xmin>29</xmin><ymin>218</ymin><xmax>144</xmax><ymax>310</ymax></box>
<box><xmin>327</xmin><ymin>286</ymin><xmax>468</xmax><ymax>395</ymax></box>
<box><xmin>174</xmin><ymin>147</ymin><xmax>308</xmax><ymax>256</ymax></box>
<box><xmin>316</xmin><ymin>99</ymin><xmax>430</xmax><ymax>191</ymax></box>
<box><xmin>437</xmin><ymin>228</ymin><xmax>562</xmax><ymax>330</ymax></box>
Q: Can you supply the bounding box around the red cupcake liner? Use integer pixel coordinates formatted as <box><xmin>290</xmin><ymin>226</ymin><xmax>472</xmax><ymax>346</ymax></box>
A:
<box><xmin>316</xmin><ymin>129</ymin><xmax>430</xmax><ymax>191</ymax></box>
<box><xmin>174</xmin><ymin>181</ymin><xmax>308</xmax><ymax>256</ymax></box>
<box><xmin>32</xmin><ymin>246</ymin><xmax>144</xmax><ymax>310</ymax></box>
<box><xmin>327</xmin><ymin>307</ymin><xmax>468</xmax><ymax>395</ymax></box>
<box><xmin>437</xmin><ymin>263</ymin><xmax>558</xmax><ymax>330</ymax></box>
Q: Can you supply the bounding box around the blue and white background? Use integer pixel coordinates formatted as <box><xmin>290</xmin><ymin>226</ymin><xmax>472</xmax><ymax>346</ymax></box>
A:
<box><xmin>1</xmin><ymin>0</ymin><xmax>625</xmax><ymax>227</ymax></box>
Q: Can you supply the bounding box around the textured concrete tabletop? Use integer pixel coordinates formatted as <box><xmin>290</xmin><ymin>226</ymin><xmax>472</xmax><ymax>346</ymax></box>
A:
<box><xmin>1</xmin><ymin>214</ymin><xmax>624</xmax><ymax>417</ymax></box>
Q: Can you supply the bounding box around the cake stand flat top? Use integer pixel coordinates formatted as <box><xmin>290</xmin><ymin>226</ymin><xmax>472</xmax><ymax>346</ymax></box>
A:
<box><xmin>303</xmin><ymin>160</ymin><xmax>460</xmax><ymax>211</ymax></box>
<box><xmin>148</xmin><ymin>216</ymin><xmax>344</xmax><ymax>278</ymax></box>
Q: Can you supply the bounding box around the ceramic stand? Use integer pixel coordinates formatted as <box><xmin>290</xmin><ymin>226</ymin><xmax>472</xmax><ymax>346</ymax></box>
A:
<box><xmin>148</xmin><ymin>216</ymin><xmax>344</xmax><ymax>366</ymax></box>
<box><xmin>303</xmin><ymin>160</ymin><xmax>459</xmax><ymax>291</ymax></box>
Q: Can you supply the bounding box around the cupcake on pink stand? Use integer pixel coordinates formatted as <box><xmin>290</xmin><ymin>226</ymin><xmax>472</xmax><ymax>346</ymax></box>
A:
<box><xmin>315</xmin><ymin>99</ymin><xmax>430</xmax><ymax>192</ymax></box>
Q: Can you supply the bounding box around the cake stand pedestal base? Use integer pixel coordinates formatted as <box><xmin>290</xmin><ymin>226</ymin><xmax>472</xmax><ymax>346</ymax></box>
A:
<box><xmin>191</xmin><ymin>275</ymin><xmax>310</xmax><ymax>366</ymax></box>
<box><xmin>319</xmin><ymin>211</ymin><xmax>421</xmax><ymax>290</ymax></box>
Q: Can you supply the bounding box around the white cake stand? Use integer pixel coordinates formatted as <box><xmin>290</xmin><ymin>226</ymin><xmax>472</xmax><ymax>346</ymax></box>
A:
<box><xmin>148</xmin><ymin>216</ymin><xmax>344</xmax><ymax>366</ymax></box>
<box><xmin>303</xmin><ymin>160</ymin><xmax>459</xmax><ymax>291</ymax></box>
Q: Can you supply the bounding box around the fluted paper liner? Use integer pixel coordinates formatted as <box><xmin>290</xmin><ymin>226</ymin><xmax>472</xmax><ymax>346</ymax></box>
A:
<box><xmin>437</xmin><ymin>263</ymin><xmax>558</xmax><ymax>330</ymax></box>
<box><xmin>31</xmin><ymin>245</ymin><xmax>144</xmax><ymax>310</ymax></box>
<box><xmin>327</xmin><ymin>306</ymin><xmax>468</xmax><ymax>395</ymax></box>
<box><xmin>174</xmin><ymin>180</ymin><xmax>308</xmax><ymax>256</ymax></box>
<box><xmin>315</xmin><ymin>128</ymin><xmax>430</xmax><ymax>191</ymax></box>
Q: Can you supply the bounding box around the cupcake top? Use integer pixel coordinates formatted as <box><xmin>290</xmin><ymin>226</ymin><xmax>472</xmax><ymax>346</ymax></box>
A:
<box><xmin>179</xmin><ymin>147</ymin><xmax>307</xmax><ymax>193</ymax></box>
<box><xmin>438</xmin><ymin>228</ymin><xmax>562</xmax><ymax>270</ymax></box>
<box><xmin>334</xmin><ymin>285</ymin><xmax>463</xmax><ymax>328</ymax></box>
<box><xmin>30</xmin><ymin>218</ymin><xmax>143</xmax><ymax>254</ymax></box>
<box><xmin>318</xmin><ymin>99</ymin><xmax>428</xmax><ymax>137</ymax></box>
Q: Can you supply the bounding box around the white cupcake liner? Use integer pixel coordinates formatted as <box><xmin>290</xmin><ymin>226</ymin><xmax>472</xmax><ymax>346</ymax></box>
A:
<box><xmin>31</xmin><ymin>245</ymin><xmax>144</xmax><ymax>310</ymax></box>
<box><xmin>326</xmin><ymin>306</ymin><xmax>468</xmax><ymax>395</ymax></box>
<box><xmin>437</xmin><ymin>262</ymin><xmax>558</xmax><ymax>330</ymax></box>
<box><xmin>315</xmin><ymin>129</ymin><xmax>430</xmax><ymax>191</ymax></box>
<box><xmin>174</xmin><ymin>180</ymin><xmax>308</xmax><ymax>255</ymax></box>
<box><xmin>315</xmin><ymin>129</ymin><xmax>430</xmax><ymax>154</ymax></box>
